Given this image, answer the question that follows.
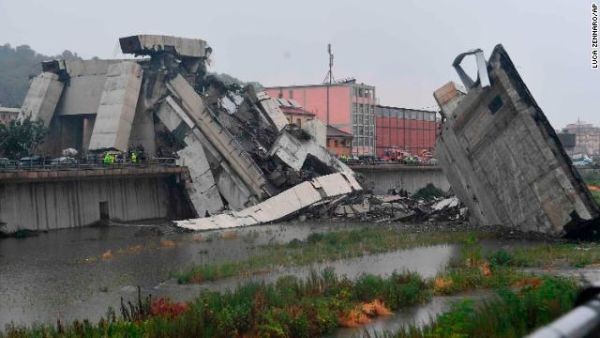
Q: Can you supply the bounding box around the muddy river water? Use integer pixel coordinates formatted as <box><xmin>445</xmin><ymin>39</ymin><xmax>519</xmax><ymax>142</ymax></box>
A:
<box><xmin>0</xmin><ymin>222</ymin><xmax>529</xmax><ymax>334</ymax></box>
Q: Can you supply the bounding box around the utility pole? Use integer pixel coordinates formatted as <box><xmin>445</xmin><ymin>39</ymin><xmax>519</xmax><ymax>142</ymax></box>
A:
<box><xmin>323</xmin><ymin>43</ymin><xmax>334</xmax><ymax>127</ymax></box>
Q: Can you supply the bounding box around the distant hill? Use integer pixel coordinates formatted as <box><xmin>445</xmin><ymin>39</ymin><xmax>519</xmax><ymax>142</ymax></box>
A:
<box><xmin>0</xmin><ymin>44</ymin><xmax>81</xmax><ymax>107</ymax></box>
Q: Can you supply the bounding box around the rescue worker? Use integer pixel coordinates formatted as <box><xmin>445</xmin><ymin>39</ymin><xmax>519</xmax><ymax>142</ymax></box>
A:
<box><xmin>103</xmin><ymin>152</ymin><xmax>111</xmax><ymax>166</ymax></box>
<box><xmin>131</xmin><ymin>151</ymin><xmax>138</xmax><ymax>164</ymax></box>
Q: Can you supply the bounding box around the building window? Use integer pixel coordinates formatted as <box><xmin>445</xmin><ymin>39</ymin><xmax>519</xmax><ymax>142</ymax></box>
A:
<box><xmin>334</xmin><ymin>140</ymin><xmax>339</xmax><ymax>147</ymax></box>
<box><xmin>289</xmin><ymin>89</ymin><xmax>294</xmax><ymax>99</ymax></box>
<box><xmin>296</xmin><ymin>118</ymin><xmax>301</xmax><ymax>127</ymax></box>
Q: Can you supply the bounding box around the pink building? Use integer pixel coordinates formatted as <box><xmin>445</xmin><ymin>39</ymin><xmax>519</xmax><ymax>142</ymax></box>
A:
<box><xmin>266</xmin><ymin>80</ymin><xmax>377</xmax><ymax>156</ymax></box>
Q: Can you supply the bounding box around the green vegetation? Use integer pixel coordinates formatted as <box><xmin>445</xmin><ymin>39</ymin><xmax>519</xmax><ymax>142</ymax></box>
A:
<box><xmin>0</xmin><ymin>42</ymin><xmax>264</xmax><ymax>111</ymax></box>
<box><xmin>179</xmin><ymin>228</ymin><xmax>600</xmax><ymax>285</ymax></box>
<box><xmin>0</xmin><ymin>268</ymin><xmax>577</xmax><ymax>338</ymax></box>
<box><xmin>0</xmin><ymin>117</ymin><xmax>47</xmax><ymax>158</ymax></box>
<box><xmin>1</xmin><ymin>269</ymin><xmax>431</xmax><ymax>338</ymax></box>
<box><xmin>176</xmin><ymin>228</ymin><xmax>496</xmax><ymax>284</ymax></box>
<box><xmin>583</xmin><ymin>174</ymin><xmax>600</xmax><ymax>205</ymax></box>
<box><xmin>0</xmin><ymin>232</ymin><xmax>582</xmax><ymax>337</ymax></box>
<box><xmin>486</xmin><ymin>243</ymin><xmax>600</xmax><ymax>269</ymax></box>
<box><xmin>411</xmin><ymin>183</ymin><xmax>445</xmax><ymax>201</ymax></box>
<box><xmin>592</xmin><ymin>190</ymin><xmax>600</xmax><ymax>205</ymax></box>
<box><xmin>380</xmin><ymin>276</ymin><xmax>577</xmax><ymax>338</ymax></box>
<box><xmin>583</xmin><ymin>173</ymin><xmax>600</xmax><ymax>187</ymax></box>
<box><xmin>432</xmin><ymin>235</ymin><xmax>529</xmax><ymax>295</ymax></box>
<box><xmin>0</xmin><ymin>44</ymin><xmax>81</xmax><ymax>108</ymax></box>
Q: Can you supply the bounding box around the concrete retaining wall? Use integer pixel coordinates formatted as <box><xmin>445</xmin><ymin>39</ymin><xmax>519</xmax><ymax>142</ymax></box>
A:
<box><xmin>0</xmin><ymin>177</ymin><xmax>176</xmax><ymax>233</ymax></box>
<box><xmin>351</xmin><ymin>165</ymin><xmax>450</xmax><ymax>195</ymax></box>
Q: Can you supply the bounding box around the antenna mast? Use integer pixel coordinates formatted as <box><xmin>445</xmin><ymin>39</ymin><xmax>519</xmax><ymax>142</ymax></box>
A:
<box><xmin>323</xmin><ymin>44</ymin><xmax>334</xmax><ymax>126</ymax></box>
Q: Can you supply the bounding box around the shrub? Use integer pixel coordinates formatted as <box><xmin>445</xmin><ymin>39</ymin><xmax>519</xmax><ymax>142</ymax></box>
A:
<box><xmin>488</xmin><ymin>249</ymin><xmax>514</xmax><ymax>268</ymax></box>
<box><xmin>412</xmin><ymin>183</ymin><xmax>445</xmax><ymax>201</ymax></box>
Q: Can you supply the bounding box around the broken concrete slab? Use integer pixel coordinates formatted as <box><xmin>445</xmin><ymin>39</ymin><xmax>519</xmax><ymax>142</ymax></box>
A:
<box><xmin>20</xmin><ymin>72</ymin><xmax>64</xmax><ymax>126</ymax></box>
<box><xmin>434</xmin><ymin>44</ymin><xmax>599</xmax><ymax>236</ymax></box>
<box><xmin>178</xmin><ymin>135</ymin><xmax>224</xmax><ymax>215</ymax></box>
<box><xmin>175</xmin><ymin>173</ymin><xmax>362</xmax><ymax>231</ymax></box>
<box><xmin>119</xmin><ymin>35</ymin><xmax>209</xmax><ymax>59</ymax></box>
<box><xmin>269</xmin><ymin>129</ymin><xmax>353</xmax><ymax>174</ymax></box>
<box><xmin>88</xmin><ymin>62</ymin><xmax>143</xmax><ymax>151</ymax></box>
<box><xmin>166</xmin><ymin>74</ymin><xmax>272</xmax><ymax>200</ymax></box>
<box><xmin>269</xmin><ymin>131</ymin><xmax>309</xmax><ymax>171</ymax></box>
<box><xmin>246</xmin><ymin>86</ymin><xmax>289</xmax><ymax>132</ymax></box>
<box><xmin>302</xmin><ymin>119</ymin><xmax>327</xmax><ymax>147</ymax></box>
<box><xmin>313</xmin><ymin>173</ymin><xmax>353</xmax><ymax>197</ymax></box>
<box><xmin>155</xmin><ymin>96</ymin><xmax>223</xmax><ymax>214</ymax></box>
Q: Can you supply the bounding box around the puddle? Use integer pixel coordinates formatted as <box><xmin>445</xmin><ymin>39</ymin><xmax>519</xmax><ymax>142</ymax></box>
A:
<box><xmin>154</xmin><ymin>244</ymin><xmax>459</xmax><ymax>296</ymax></box>
<box><xmin>0</xmin><ymin>222</ymin><xmax>533</xmax><ymax>328</ymax></box>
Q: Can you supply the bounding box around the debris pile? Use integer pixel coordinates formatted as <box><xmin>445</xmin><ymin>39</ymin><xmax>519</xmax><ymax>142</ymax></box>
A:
<box><xmin>310</xmin><ymin>194</ymin><xmax>467</xmax><ymax>224</ymax></box>
<box><xmin>20</xmin><ymin>35</ymin><xmax>360</xmax><ymax>229</ymax></box>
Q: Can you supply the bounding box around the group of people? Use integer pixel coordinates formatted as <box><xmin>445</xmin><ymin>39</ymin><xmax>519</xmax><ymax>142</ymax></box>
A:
<box><xmin>102</xmin><ymin>149</ymin><xmax>140</xmax><ymax>165</ymax></box>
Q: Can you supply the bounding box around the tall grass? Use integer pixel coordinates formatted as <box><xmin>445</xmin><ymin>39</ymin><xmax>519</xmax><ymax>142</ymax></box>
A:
<box><xmin>592</xmin><ymin>190</ymin><xmax>600</xmax><ymax>206</ymax></box>
<box><xmin>432</xmin><ymin>235</ymin><xmax>528</xmax><ymax>295</ymax></box>
<box><xmin>1</xmin><ymin>233</ymin><xmax>582</xmax><ymax>338</ymax></box>
<box><xmin>177</xmin><ymin>228</ymin><xmax>495</xmax><ymax>283</ymax></box>
<box><xmin>1</xmin><ymin>269</ymin><xmax>431</xmax><ymax>338</ymax></box>
<box><xmin>486</xmin><ymin>243</ymin><xmax>600</xmax><ymax>269</ymax></box>
<box><xmin>377</xmin><ymin>276</ymin><xmax>578</xmax><ymax>338</ymax></box>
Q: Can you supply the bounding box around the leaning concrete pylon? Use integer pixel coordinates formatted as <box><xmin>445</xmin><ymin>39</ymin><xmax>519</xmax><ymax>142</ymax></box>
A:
<box><xmin>88</xmin><ymin>61</ymin><xmax>143</xmax><ymax>151</ymax></box>
<box><xmin>434</xmin><ymin>45</ymin><xmax>599</xmax><ymax>237</ymax></box>
<box><xmin>20</xmin><ymin>72</ymin><xmax>64</xmax><ymax>126</ymax></box>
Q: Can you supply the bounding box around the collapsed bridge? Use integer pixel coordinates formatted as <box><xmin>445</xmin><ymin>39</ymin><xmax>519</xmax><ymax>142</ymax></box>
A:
<box><xmin>434</xmin><ymin>45</ymin><xmax>599</xmax><ymax>237</ymax></box>
<box><xmin>15</xmin><ymin>35</ymin><xmax>361</xmax><ymax>230</ymax></box>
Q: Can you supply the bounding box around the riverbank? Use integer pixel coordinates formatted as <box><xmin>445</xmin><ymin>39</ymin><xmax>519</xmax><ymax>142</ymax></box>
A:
<box><xmin>0</xmin><ymin>222</ymin><xmax>594</xmax><ymax>337</ymax></box>
<box><xmin>0</xmin><ymin>246</ymin><xmax>578</xmax><ymax>338</ymax></box>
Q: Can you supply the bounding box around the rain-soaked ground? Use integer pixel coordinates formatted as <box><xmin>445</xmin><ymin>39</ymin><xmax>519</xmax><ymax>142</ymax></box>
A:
<box><xmin>0</xmin><ymin>222</ymin><xmax>536</xmax><ymax>334</ymax></box>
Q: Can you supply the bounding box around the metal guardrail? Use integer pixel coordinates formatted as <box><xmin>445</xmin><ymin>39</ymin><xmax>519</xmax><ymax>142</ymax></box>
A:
<box><xmin>526</xmin><ymin>285</ymin><xmax>600</xmax><ymax>338</ymax></box>
<box><xmin>344</xmin><ymin>159</ymin><xmax>439</xmax><ymax>166</ymax></box>
<box><xmin>0</xmin><ymin>157</ymin><xmax>178</xmax><ymax>172</ymax></box>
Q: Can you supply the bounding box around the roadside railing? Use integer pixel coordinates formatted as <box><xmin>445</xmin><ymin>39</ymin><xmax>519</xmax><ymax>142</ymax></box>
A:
<box><xmin>526</xmin><ymin>285</ymin><xmax>600</xmax><ymax>338</ymax></box>
<box><xmin>0</xmin><ymin>157</ymin><xmax>178</xmax><ymax>172</ymax></box>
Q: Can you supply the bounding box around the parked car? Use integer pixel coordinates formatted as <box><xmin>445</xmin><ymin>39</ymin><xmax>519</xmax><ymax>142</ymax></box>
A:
<box><xmin>19</xmin><ymin>155</ymin><xmax>42</xmax><ymax>167</ymax></box>
<box><xmin>0</xmin><ymin>157</ymin><xmax>11</xmax><ymax>168</ymax></box>
<box><xmin>50</xmin><ymin>156</ymin><xmax>78</xmax><ymax>166</ymax></box>
<box><xmin>358</xmin><ymin>155</ymin><xmax>377</xmax><ymax>165</ymax></box>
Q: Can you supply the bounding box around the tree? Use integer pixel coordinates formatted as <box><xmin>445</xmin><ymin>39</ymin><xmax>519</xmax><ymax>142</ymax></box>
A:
<box><xmin>0</xmin><ymin>44</ymin><xmax>83</xmax><ymax>107</ymax></box>
<box><xmin>0</xmin><ymin>118</ymin><xmax>47</xmax><ymax>159</ymax></box>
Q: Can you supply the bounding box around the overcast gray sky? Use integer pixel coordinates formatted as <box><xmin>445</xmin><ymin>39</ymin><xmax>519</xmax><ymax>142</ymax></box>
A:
<box><xmin>1</xmin><ymin>0</ymin><xmax>597</xmax><ymax>128</ymax></box>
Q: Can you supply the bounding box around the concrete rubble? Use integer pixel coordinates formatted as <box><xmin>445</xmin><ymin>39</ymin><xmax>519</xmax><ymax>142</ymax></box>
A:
<box><xmin>20</xmin><ymin>35</ymin><xmax>595</xmax><ymax>236</ymax></box>
<box><xmin>434</xmin><ymin>45</ymin><xmax>599</xmax><ymax>237</ymax></box>
<box><xmin>324</xmin><ymin>194</ymin><xmax>466</xmax><ymax>224</ymax></box>
<box><xmin>19</xmin><ymin>34</ymin><xmax>361</xmax><ymax>226</ymax></box>
<box><xmin>177</xmin><ymin>172</ymin><xmax>362</xmax><ymax>231</ymax></box>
